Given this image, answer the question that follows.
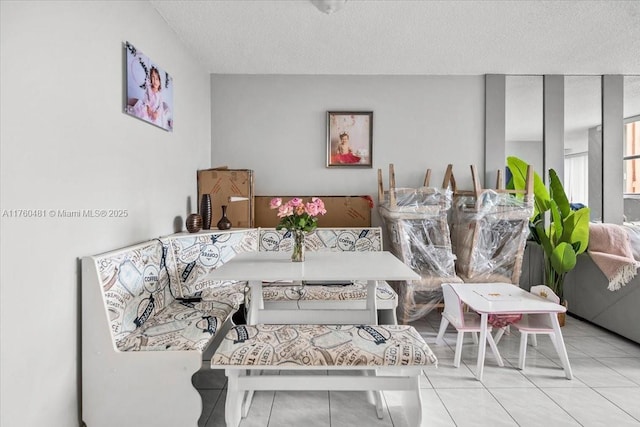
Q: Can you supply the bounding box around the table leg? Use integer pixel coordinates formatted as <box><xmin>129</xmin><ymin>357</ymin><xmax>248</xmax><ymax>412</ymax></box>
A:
<box><xmin>486</xmin><ymin>333</ymin><xmax>504</xmax><ymax>367</ymax></box>
<box><xmin>247</xmin><ymin>280</ymin><xmax>261</xmax><ymax>325</ymax></box>
<box><xmin>476</xmin><ymin>313</ymin><xmax>488</xmax><ymax>381</ymax></box>
<box><xmin>367</xmin><ymin>280</ymin><xmax>378</xmax><ymax>325</ymax></box>
<box><xmin>549</xmin><ymin>312</ymin><xmax>573</xmax><ymax>380</ymax></box>
<box><xmin>243</xmin><ymin>283</ymin><xmax>262</xmax><ymax>420</ymax></box>
<box><xmin>364</xmin><ymin>280</ymin><xmax>383</xmax><ymax>419</ymax></box>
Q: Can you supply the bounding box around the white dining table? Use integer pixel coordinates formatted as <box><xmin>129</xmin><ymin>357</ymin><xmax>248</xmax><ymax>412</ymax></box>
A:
<box><xmin>203</xmin><ymin>251</ymin><xmax>420</xmax><ymax>325</ymax></box>
<box><xmin>448</xmin><ymin>282</ymin><xmax>573</xmax><ymax>381</ymax></box>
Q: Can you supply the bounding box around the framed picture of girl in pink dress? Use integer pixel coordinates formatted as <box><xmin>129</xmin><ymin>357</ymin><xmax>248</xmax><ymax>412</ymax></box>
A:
<box><xmin>124</xmin><ymin>41</ymin><xmax>173</xmax><ymax>132</ymax></box>
<box><xmin>326</xmin><ymin>111</ymin><xmax>373</xmax><ymax>168</ymax></box>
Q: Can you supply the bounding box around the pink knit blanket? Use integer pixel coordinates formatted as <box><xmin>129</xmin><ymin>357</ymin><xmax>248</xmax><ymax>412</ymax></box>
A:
<box><xmin>588</xmin><ymin>223</ymin><xmax>640</xmax><ymax>291</ymax></box>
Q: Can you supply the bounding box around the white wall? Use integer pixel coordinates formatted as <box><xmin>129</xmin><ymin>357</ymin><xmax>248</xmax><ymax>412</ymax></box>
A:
<box><xmin>211</xmin><ymin>74</ymin><xmax>485</xmax><ymax>225</ymax></box>
<box><xmin>0</xmin><ymin>2</ymin><xmax>211</xmax><ymax>426</ymax></box>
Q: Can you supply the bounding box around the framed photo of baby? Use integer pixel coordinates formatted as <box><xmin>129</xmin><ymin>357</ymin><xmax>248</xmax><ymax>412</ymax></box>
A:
<box><xmin>124</xmin><ymin>41</ymin><xmax>174</xmax><ymax>132</ymax></box>
<box><xmin>326</xmin><ymin>111</ymin><xmax>373</xmax><ymax>168</ymax></box>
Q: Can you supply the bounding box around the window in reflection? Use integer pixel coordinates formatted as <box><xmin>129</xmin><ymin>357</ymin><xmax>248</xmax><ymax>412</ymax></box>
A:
<box><xmin>564</xmin><ymin>76</ymin><xmax>601</xmax><ymax>210</ymax></box>
<box><xmin>623</xmin><ymin>76</ymin><xmax>640</xmax><ymax>222</ymax></box>
<box><xmin>624</xmin><ymin>121</ymin><xmax>640</xmax><ymax>194</ymax></box>
<box><xmin>564</xmin><ymin>154</ymin><xmax>588</xmax><ymax>205</ymax></box>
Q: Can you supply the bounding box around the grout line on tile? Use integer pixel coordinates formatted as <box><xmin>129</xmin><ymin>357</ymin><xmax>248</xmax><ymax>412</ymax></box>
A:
<box><xmin>431</xmin><ymin>388</ymin><xmax>456</xmax><ymax>426</ymax></box>
<box><xmin>591</xmin><ymin>387</ymin><xmax>640</xmax><ymax>423</ymax></box>
<box><xmin>537</xmin><ymin>386</ymin><xmax>589</xmax><ymax>425</ymax></box>
<box><xmin>484</xmin><ymin>387</ymin><xmax>525</xmax><ymax>426</ymax></box>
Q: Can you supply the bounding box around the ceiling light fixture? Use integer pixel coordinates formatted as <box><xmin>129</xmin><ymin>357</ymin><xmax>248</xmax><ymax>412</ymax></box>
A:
<box><xmin>310</xmin><ymin>0</ymin><xmax>348</xmax><ymax>14</ymax></box>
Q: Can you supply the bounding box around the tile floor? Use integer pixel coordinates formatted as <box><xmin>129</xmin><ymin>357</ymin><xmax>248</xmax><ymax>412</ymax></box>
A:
<box><xmin>194</xmin><ymin>311</ymin><xmax>640</xmax><ymax>426</ymax></box>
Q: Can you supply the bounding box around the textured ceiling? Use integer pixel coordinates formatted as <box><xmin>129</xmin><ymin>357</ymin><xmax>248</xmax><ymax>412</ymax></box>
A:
<box><xmin>150</xmin><ymin>0</ymin><xmax>640</xmax><ymax>75</ymax></box>
<box><xmin>150</xmin><ymin>0</ymin><xmax>640</xmax><ymax>152</ymax></box>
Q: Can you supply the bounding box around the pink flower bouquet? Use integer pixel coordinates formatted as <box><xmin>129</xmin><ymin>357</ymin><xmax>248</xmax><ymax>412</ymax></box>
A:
<box><xmin>269</xmin><ymin>197</ymin><xmax>327</xmax><ymax>232</ymax></box>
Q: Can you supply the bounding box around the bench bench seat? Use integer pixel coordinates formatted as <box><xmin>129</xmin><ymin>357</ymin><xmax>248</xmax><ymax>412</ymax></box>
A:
<box><xmin>212</xmin><ymin>324</ymin><xmax>437</xmax><ymax>426</ymax></box>
<box><xmin>261</xmin><ymin>281</ymin><xmax>397</xmax><ymax>309</ymax></box>
<box><xmin>114</xmin><ymin>298</ymin><xmax>241</xmax><ymax>352</ymax></box>
<box><xmin>213</xmin><ymin>324</ymin><xmax>436</xmax><ymax>367</ymax></box>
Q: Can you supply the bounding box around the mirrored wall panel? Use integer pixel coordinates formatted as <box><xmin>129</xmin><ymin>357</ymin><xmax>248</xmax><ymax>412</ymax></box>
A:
<box><xmin>505</xmin><ymin>75</ymin><xmax>543</xmax><ymax>178</ymax></box>
<box><xmin>564</xmin><ymin>76</ymin><xmax>601</xmax><ymax>210</ymax></box>
<box><xmin>490</xmin><ymin>74</ymin><xmax>638</xmax><ymax>224</ymax></box>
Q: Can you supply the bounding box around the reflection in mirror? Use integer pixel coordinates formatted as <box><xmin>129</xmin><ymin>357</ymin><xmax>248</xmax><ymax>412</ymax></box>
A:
<box><xmin>505</xmin><ymin>76</ymin><xmax>543</xmax><ymax>180</ymax></box>
<box><xmin>564</xmin><ymin>76</ymin><xmax>601</xmax><ymax>214</ymax></box>
<box><xmin>623</xmin><ymin>75</ymin><xmax>640</xmax><ymax>223</ymax></box>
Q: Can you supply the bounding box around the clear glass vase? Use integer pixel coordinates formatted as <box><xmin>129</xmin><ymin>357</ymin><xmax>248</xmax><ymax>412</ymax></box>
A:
<box><xmin>291</xmin><ymin>230</ymin><xmax>305</xmax><ymax>262</ymax></box>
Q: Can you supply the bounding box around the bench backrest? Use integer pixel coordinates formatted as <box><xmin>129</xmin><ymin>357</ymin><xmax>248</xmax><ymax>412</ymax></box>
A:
<box><xmin>91</xmin><ymin>228</ymin><xmax>382</xmax><ymax>347</ymax></box>
<box><xmin>163</xmin><ymin>229</ymin><xmax>259</xmax><ymax>297</ymax></box>
<box><xmin>90</xmin><ymin>230</ymin><xmax>259</xmax><ymax>347</ymax></box>
<box><xmin>258</xmin><ymin>227</ymin><xmax>383</xmax><ymax>253</ymax></box>
<box><xmin>91</xmin><ymin>239</ymin><xmax>173</xmax><ymax>346</ymax></box>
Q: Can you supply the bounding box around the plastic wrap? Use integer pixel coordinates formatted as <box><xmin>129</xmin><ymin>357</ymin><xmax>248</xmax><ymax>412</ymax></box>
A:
<box><xmin>450</xmin><ymin>190</ymin><xmax>534</xmax><ymax>284</ymax></box>
<box><xmin>378</xmin><ymin>187</ymin><xmax>462</xmax><ymax>323</ymax></box>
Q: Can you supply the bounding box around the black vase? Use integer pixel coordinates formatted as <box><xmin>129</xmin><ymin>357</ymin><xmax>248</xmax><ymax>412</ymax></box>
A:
<box><xmin>200</xmin><ymin>194</ymin><xmax>212</xmax><ymax>230</ymax></box>
<box><xmin>217</xmin><ymin>205</ymin><xmax>232</xmax><ymax>230</ymax></box>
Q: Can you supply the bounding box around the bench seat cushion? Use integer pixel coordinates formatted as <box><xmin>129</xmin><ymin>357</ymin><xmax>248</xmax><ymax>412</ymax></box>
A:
<box><xmin>115</xmin><ymin>299</ymin><xmax>237</xmax><ymax>352</ymax></box>
<box><xmin>192</xmin><ymin>279</ymin><xmax>246</xmax><ymax>306</ymax></box>
<box><xmin>212</xmin><ymin>324</ymin><xmax>437</xmax><ymax>367</ymax></box>
<box><xmin>262</xmin><ymin>281</ymin><xmax>397</xmax><ymax>309</ymax></box>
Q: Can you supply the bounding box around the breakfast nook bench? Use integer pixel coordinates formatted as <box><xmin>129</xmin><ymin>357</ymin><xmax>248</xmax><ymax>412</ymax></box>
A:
<box><xmin>81</xmin><ymin>229</ymin><xmax>257</xmax><ymax>427</ymax></box>
<box><xmin>211</xmin><ymin>324</ymin><xmax>438</xmax><ymax>427</ymax></box>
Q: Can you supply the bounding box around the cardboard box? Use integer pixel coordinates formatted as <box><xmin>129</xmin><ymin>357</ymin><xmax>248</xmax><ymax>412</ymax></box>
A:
<box><xmin>197</xmin><ymin>168</ymin><xmax>254</xmax><ymax>229</ymax></box>
<box><xmin>255</xmin><ymin>196</ymin><xmax>373</xmax><ymax>228</ymax></box>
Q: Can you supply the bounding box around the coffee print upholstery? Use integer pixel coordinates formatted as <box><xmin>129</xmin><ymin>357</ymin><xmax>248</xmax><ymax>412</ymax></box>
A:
<box><xmin>212</xmin><ymin>324</ymin><xmax>437</xmax><ymax>367</ymax></box>
<box><xmin>165</xmin><ymin>229</ymin><xmax>258</xmax><ymax>297</ymax></box>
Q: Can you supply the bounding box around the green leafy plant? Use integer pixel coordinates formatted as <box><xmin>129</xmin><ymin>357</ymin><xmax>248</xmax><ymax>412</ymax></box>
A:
<box><xmin>507</xmin><ymin>156</ymin><xmax>590</xmax><ymax>300</ymax></box>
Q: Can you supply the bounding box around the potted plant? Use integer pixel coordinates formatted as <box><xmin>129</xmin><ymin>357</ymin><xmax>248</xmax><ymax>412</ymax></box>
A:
<box><xmin>507</xmin><ymin>156</ymin><xmax>590</xmax><ymax>305</ymax></box>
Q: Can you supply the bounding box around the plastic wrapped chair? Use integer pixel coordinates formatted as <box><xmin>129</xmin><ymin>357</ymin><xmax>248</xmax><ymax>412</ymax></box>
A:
<box><xmin>378</xmin><ymin>164</ymin><xmax>463</xmax><ymax>324</ymax></box>
<box><xmin>449</xmin><ymin>165</ymin><xmax>534</xmax><ymax>284</ymax></box>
